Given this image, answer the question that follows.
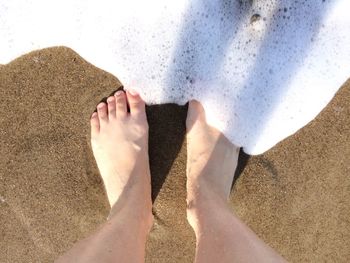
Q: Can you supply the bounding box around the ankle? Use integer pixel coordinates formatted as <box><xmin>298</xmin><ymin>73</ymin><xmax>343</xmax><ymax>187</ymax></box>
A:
<box><xmin>186</xmin><ymin>176</ymin><xmax>228</xmax><ymax>210</ymax></box>
<box><xmin>109</xmin><ymin>200</ymin><xmax>154</xmax><ymax>232</ymax></box>
<box><xmin>186</xmin><ymin>186</ymin><xmax>229</xmax><ymax>234</ymax></box>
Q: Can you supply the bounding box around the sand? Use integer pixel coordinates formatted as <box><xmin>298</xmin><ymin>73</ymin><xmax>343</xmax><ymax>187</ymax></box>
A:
<box><xmin>0</xmin><ymin>47</ymin><xmax>349</xmax><ymax>262</ymax></box>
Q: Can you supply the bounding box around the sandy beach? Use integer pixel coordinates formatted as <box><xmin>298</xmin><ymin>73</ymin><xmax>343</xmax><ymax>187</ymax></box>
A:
<box><xmin>0</xmin><ymin>47</ymin><xmax>349</xmax><ymax>262</ymax></box>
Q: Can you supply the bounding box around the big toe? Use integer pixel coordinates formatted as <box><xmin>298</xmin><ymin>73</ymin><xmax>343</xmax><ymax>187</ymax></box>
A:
<box><xmin>126</xmin><ymin>89</ymin><xmax>146</xmax><ymax>118</ymax></box>
<box><xmin>186</xmin><ymin>100</ymin><xmax>206</xmax><ymax>131</ymax></box>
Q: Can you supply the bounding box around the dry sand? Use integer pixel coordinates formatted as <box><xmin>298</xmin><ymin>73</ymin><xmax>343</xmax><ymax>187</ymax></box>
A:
<box><xmin>0</xmin><ymin>47</ymin><xmax>349</xmax><ymax>262</ymax></box>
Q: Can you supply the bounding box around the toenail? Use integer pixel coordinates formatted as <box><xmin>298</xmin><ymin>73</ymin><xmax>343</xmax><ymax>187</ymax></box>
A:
<box><xmin>115</xmin><ymin>90</ymin><xmax>123</xmax><ymax>97</ymax></box>
<box><xmin>97</xmin><ymin>103</ymin><xmax>105</xmax><ymax>109</ymax></box>
<box><xmin>91</xmin><ymin>112</ymin><xmax>98</xmax><ymax>118</ymax></box>
<box><xmin>127</xmin><ymin>89</ymin><xmax>139</xmax><ymax>96</ymax></box>
<box><xmin>107</xmin><ymin>97</ymin><xmax>115</xmax><ymax>103</ymax></box>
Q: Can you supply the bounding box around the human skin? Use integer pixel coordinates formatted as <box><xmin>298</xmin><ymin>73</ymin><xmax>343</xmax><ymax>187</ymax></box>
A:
<box><xmin>56</xmin><ymin>91</ymin><xmax>286</xmax><ymax>263</ymax></box>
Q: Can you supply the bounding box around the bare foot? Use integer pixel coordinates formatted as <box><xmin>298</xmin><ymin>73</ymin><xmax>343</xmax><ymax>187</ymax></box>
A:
<box><xmin>90</xmin><ymin>89</ymin><xmax>152</xmax><ymax>223</ymax></box>
<box><xmin>185</xmin><ymin>101</ymin><xmax>286</xmax><ymax>263</ymax></box>
<box><xmin>186</xmin><ymin>100</ymin><xmax>240</xmax><ymax>227</ymax></box>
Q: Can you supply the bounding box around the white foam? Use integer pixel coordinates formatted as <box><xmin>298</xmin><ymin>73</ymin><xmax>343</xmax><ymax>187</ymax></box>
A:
<box><xmin>1</xmin><ymin>0</ymin><xmax>349</xmax><ymax>154</ymax></box>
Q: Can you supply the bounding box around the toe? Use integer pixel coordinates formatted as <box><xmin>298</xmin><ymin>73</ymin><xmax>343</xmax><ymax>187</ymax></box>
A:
<box><xmin>189</xmin><ymin>100</ymin><xmax>205</xmax><ymax>115</ymax></box>
<box><xmin>107</xmin><ymin>96</ymin><xmax>116</xmax><ymax>119</ymax></box>
<box><xmin>90</xmin><ymin>111</ymin><xmax>100</xmax><ymax>136</ymax></box>
<box><xmin>97</xmin><ymin>102</ymin><xmax>108</xmax><ymax>124</ymax></box>
<box><xmin>115</xmin><ymin>90</ymin><xmax>127</xmax><ymax>119</ymax></box>
<box><xmin>186</xmin><ymin>100</ymin><xmax>206</xmax><ymax>131</ymax></box>
<box><xmin>126</xmin><ymin>89</ymin><xmax>146</xmax><ymax>118</ymax></box>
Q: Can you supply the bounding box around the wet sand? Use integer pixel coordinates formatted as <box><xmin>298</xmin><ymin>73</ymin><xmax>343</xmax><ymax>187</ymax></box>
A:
<box><xmin>0</xmin><ymin>47</ymin><xmax>349</xmax><ymax>262</ymax></box>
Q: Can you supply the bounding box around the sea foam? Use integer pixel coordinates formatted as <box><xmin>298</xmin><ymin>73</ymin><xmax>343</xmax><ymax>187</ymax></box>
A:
<box><xmin>1</xmin><ymin>0</ymin><xmax>349</xmax><ymax>154</ymax></box>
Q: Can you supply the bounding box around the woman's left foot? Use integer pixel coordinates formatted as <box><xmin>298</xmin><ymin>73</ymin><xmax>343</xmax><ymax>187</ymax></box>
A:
<box><xmin>90</xmin><ymin>89</ymin><xmax>152</xmax><ymax>224</ymax></box>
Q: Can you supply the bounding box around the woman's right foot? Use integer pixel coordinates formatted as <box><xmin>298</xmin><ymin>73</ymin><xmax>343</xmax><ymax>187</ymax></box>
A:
<box><xmin>185</xmin><ymin>100</ymin><xmax>240</xmax><ymax>228</ymax></box>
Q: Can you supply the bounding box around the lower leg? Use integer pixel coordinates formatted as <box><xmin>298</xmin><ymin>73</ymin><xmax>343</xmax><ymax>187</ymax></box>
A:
<box><xmin>56</xmin><ymin>197</ymin><xmax>152</xmax><ymax>263</ymax></box>
<box><xmin>187</xmin><ymin>190</ymin><xmax>285</xmax><ymax>263</ymax></box>
<box><xmin>56</xmin><ymin>90</ymin><xmax>153</xmax><ymax>263</ymax></box>
<box><xmin>186</xmin><ymin>101</ymin><xmax>286</xmax><ymax>263</ymax></box>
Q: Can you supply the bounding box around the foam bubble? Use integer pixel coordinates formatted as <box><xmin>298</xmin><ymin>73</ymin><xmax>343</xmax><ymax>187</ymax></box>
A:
<box><xmin>1</xmin><ymin>0</ymin><xmax>349</xmax><ymax>154</ymax></box>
